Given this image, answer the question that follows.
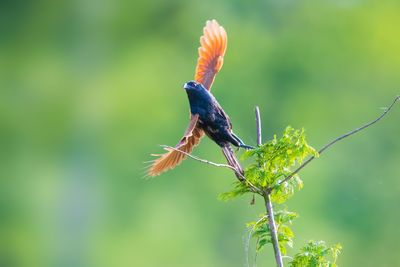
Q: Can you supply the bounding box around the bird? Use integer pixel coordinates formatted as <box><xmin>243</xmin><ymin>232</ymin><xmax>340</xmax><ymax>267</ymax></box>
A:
<box><xmin>148</xmin><ymin>20</ymin><xmax>253</xmax><ymax>177</ymax></box>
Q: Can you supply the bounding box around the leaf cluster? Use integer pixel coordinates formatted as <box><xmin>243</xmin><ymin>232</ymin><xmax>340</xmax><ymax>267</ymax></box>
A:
<box><xmin>220</xmin><ymin>126</ymin><xmax>318</xmax><ymax>202</ymax></box>
<box><xmin>247</xmin><ymin>210</ymin><xmax>298</xmax><ymax>255</ymax></box>
<box><xmin>244</xmin><ymin>126</ymin><xmax>318</xmax><ymax>196</ymax></box>
<box><xmin>289</xmin><ymin>241</ymin><xmax>342</xmax><ymax>267</ymax></box>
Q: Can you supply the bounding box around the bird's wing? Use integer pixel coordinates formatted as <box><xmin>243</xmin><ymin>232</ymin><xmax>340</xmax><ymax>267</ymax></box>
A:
<box><xmin>195</xmin><ymin>19</ymin><xmax>227</xmax><ymax>91</ymax></box>
<box><xmin>216</xmin><ymin>103</ymin><xmax>232</xmax><ymax>130</ymax></box>
<box><xmin>148</xmin><ymin>19</ymin><xmax>227</xmax><ymax>176</ymax></box>
<box><xmin>148</xmin><ymin>114</ymin><xmax>204</xmax><ymax>176</ymax></box>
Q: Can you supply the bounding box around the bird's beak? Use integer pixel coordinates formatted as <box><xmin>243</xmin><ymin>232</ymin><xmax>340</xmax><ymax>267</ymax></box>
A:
<box><xmin>183</xmin><ymin>82</ymin><xmax>190</xmax><ymax>90</ymax></box>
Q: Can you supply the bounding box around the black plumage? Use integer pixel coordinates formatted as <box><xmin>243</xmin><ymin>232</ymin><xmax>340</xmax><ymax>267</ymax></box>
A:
<box><xmin>183</xmin><ymin>81</ymin><xmax>253</xmax><ymax>150</ymax></box>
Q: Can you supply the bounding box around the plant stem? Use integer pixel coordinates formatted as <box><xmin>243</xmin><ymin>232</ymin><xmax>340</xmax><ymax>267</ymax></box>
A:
<box><xmin>264</xmin><ymin>193</ymin><xmax>284</xmax><ymax>267</ymax></box>
<box><xmin>256</xmin><ymin>106</ymin><xmax>284</xmax><ymax>267</ymax></box>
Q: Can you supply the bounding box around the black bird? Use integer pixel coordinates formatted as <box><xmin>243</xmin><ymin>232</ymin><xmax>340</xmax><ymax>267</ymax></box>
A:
<box><xmin>183</xmin><ymin>81</ymin><xmax>253</xmax><ymax>150</ymax></box>
<box><xmin>148</xmin><ymin>20</ymin><xmax>252</xmax><ymax>177</ymax></box>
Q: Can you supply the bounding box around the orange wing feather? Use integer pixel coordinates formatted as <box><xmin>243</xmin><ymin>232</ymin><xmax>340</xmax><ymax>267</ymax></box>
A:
<box><xmin>148</xmin><ymin>20</ymin><xmax>227</xmax><ymax>176</ymax></box>
<box><xmin>148</xmin><ymin>114</ymin><xmax>204</xmax><ymax>176</ymax></box>
<box><xmin>195</xmin><ymin>20</ymin><xmax>227</xmax><ymax>90</ymax></box>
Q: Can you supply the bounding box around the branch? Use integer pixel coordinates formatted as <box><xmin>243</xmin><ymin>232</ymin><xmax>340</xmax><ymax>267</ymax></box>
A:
<box><xmin>275</xmin><ymin>95</ymin><xmax>400</xmax><ymax>189</ymax></box>
<box><xmin>255</xmin><ymin>106</ymin><xmax>262</xmax><ymax>146</ymax></box>
<box><xmin>161</xmin><ymin>145</ymin><xmax>262</xmax><ymax>194</ymax></box>
<box><xmin>255</xmin><ymin>106</ymin><xmax>284</xmax><ymax>267</ymax></box>
<box><xmin>161</xmin><ymin>145</ymin><xmax>236</xmax><ymax>170</ymax></box>
<box><xmin>264</xmin><ymin>194</ymin><xmax>283</xmax><ymax>267</ymax></box>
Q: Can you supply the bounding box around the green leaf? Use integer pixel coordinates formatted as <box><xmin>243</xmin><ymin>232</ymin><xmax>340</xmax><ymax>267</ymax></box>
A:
<box><xmin>241</xmin><ymin>126</ymin><xmax>318</xmax><ymax>202</ymax></box>
<box><xmin>289</xmin><ymin>240</ymin><xmax>342</xmax><ymax>267</ymax></box>
<box><xmin>218</xmin><ymin>181</ymin><xmax>249</xmax><ymax>201</ymax></box>
<box><xmin>248</xmin><ymin>210</ymin><xmax>298</xmax><ymax>255</ymax></box>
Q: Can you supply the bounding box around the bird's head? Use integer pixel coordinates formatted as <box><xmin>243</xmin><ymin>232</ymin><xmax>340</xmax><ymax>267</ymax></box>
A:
<box><xmin>183</xmin><ymin>81</ymin><xmax>205</xmax><ymax>92</ymax></box>
<box><xmin>183</xmin><ymin>80</ymin><xmax>211</xmax><ymax>109</ymax></box>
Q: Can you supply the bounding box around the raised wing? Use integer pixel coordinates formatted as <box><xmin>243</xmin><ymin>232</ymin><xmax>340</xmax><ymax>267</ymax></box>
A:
<box><xmin>148</xmin><ymin>115</ymin><xmax>204</xmax><ymax>176</ymax></box>
<box><xmin>148</xmin><ymin>20</ymin><xmax>227</xmax><ymax>176</ymax></box>
<box><xmin>195</xmin><ymin>20</ymin><xmax>227</xmax><ymax>90</ymax></box>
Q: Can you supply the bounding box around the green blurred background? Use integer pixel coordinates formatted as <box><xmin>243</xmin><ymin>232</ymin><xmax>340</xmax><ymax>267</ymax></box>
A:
<box><xmin>1</xmin><ymin>0</ymin><xmax>399</xmax><ymax>266</ymax></box>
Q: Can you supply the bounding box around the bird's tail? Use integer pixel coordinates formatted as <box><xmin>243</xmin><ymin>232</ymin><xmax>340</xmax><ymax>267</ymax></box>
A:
<box><xmin>221</xmin><ymin>145</ymin><xmax>245</xmax><ymax>181</ymax></box>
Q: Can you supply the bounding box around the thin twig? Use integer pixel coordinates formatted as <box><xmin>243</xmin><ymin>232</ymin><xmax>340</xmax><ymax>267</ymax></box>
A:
<box><xmin>161</xmin><ymin>145</ymin><xmax>262</xmax><ymax>194</ymax></box>
<box><xmin>255</xmin><ymin>106</ymin><xmax>262</xmax><ymax>146</ymax></box>
<box><xmin>274</xmin><ymin>95</ymin><xmax>400</xmax><ymax>189</ymax></box>
<box><xmin>161</xmin><ymin>145</ymin><xmax>236</xmax><ymax>170</ymax></box>
<box><xmin>255</xmin><ymin>107</ymin><xmax>284</xmax><ymax>267</ymax></box>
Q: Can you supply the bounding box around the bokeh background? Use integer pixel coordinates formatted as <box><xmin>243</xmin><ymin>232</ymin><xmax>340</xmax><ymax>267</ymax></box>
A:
<box><xmin>1</xmin><ymin>0</ymin><xmax>399</xmax><ymax>266</ymax></box>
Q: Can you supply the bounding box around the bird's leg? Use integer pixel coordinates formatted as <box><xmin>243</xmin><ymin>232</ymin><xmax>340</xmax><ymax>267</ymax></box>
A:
<box><xmin>231</xmin><ymin>132</ymin><xmax>254</xmax><ymax>150</ymax></box>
